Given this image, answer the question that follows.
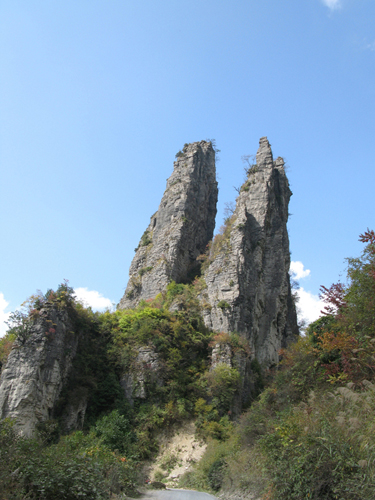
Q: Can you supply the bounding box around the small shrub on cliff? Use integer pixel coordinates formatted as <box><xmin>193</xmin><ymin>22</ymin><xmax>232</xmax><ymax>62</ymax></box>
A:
<box><xmin>217</xmin><ymin>300</ymin><xmax>230</xmax><ymax>310</ymax></box>
<box><xmin>209</xmin><ymin>214</ymin><xmax>236</xmax><ymax>260</ymax></box>
<box><xmin>138</xmin><ymin>266</ymin><xmax>153</xmax><ymax>276</ymax></box>
<box><xmin>135</xmin><ymin>229</ymin><xmax>152</xmax><ymax>249</ymax></box>
<box><xmin>209</xmin><ymin>331</ymin><xmax>251</xmax><ymax>358</ymax></box>
<box><xmin>5</xmin><ymin>310</ymin><xmax>33</xmax><ymax>344</ymax></box>
<box><xmin>0</xmin><ymin>331</ymin><xmax>16</xmax><ymax>372</ymax></box>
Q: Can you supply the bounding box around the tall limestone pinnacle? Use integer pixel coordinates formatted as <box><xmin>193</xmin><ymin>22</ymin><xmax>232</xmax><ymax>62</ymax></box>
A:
<box><xmin>119</xmin><ymin>140</ymin><xmax>218</xmax><ymax>309</ymax></box>
<box><xmin>200</xmin><ymin>137</ymin><xmax>298</xmax><ymax>367</ymax></box>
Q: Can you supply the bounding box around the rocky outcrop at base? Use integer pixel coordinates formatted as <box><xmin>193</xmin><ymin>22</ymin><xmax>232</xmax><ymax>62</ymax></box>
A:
<box><xmin>0</xmin><ymin>304</ymin><xmax>79</xmax><ymax>437</ymax></box>
<box><xmin>119</xmin><ymin>141</ymin><xmax>218</xmax><ymax>309</ymax></box>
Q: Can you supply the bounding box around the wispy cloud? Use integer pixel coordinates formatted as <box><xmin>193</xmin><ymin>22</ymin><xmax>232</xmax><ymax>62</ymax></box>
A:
<box><xmin>290</xmin><ymin>261</ymin><xmax>311</xmax><ymax>280</ymax></box>
<box><xmin>321</xmin><ymin>0</ymin><xmax>342</xmax><ymax>10</ymax></box>
<box><xmin>364</xmin><ymin>40</ymin><xmax>375</xmax><ymax>52</ymax></box>
<box><xmin>74</xmin><ymin>288</ymin><xmax>114</xmax><ymax>311</ymax></box>
<box><xmin>0</xmin><ymin>293</ymin><xmax>11</xmax><ymax>337</ymax></box>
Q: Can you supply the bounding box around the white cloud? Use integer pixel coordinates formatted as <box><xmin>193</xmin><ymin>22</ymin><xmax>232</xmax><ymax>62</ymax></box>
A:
<box><xmin>289</xmin><ymin>260</ymin><xmax>323</xmax><ymax>327</ymax></box>
<box><xmin>290</xmin><ymin>261</ymin><xmax>311</xmax><ymax>280</ymax></box>
<box><xmin>74</xmin><ymin>288</ymin><xmax>114</xmax><ymax>311</ymax></box>
<box><xmin>365</xmin><ymin>41</ymin><xmax>375</xmax><ymax>52</ymax></box>
<box><xmin>321</xmin><ymin>0</ymin><xmax>341</xmax><ymax>10</ymax></box>
<box><xmin>0</xmin><ymin>293</ymin><xmax>11</xmax><ymax>338</ymax></box>
<box><xmin>295</xmin><ymin>287</ymin><xmax>324</xmax><ymax>326</ymax></box>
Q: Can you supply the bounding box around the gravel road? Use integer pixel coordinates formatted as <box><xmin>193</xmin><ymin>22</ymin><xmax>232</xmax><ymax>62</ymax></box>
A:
<box><xmin>140</xmin><ymin>489</ymin><xmax>218</xmax><ymax>500</ymax></box>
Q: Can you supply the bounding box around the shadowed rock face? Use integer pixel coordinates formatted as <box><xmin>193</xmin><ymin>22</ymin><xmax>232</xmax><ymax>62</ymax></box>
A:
<box><xmin>0</xmin><ymin>305</ymin><xmax>80</xmax><ymax>437</ymax></box>
<box><xmin>120</xmin><ymin>347</ymin><xmax>163</xmax><ymax>405</ymax></box>
<box><xmin>119</xmin><ymin>141</ymin><xmax>218</xmax><ymax>309</ymax></box>
<box><xmin>201</xmin><ymin>137</ymin><xmax>298</xmax><ymax>369</ymax></box>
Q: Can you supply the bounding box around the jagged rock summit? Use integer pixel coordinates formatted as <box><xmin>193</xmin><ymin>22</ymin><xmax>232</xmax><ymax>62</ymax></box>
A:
<box><xmin>119</xmin><ymin>140</ymin><xmax>218</xmax><ymax>309</ymax></box>
<box><xmin>200</xmin><ymin>137</ymin><xmax>298</xmax><ymax>368</ymax></box>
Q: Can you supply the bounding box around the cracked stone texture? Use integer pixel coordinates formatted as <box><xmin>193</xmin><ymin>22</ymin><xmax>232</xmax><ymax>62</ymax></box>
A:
<box><xmin>119</xmin><ymin>141</ymin><xmax>218</xmax><ymax>309</ymax></box>
<box><xmin>201</xmin><ymin>137</ymin><xmax>298</xmax><ymax>368</ymax></box>
<box><xmin>120</xmin><ymin>347</ymin><xmax>163</xmax><ymax>405</ymax></box>
<box><xmin>0</xmin><ymin>304</ymin><xmax>79</xmax><ymax>437</ymax></box>
<box><xmin>210</xmin><ymin>343</ymin><xmax>232</xmax><ymax>370</ymax></box>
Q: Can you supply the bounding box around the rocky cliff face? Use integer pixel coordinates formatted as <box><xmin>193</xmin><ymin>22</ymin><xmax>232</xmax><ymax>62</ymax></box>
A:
<box><xmin>119</xmin><ymin>141</ymin><xmax>218</xmax><ymax>309</ymax></box>
<box><xmin>201</xmin><ymin>137</ymin><xmax>298</xmax><ymax>367</ymax></box>
<box><xmin>0</xmin><ymin>304</ymin><xmax>80</xmax><ymax>437</ymax></box>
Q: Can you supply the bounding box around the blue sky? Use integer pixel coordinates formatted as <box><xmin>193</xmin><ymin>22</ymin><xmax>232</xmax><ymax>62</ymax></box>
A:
<box><xmin>1</xmin><ymin>0</ymin><xmax>374</xmax><ymax>335</ymax></box>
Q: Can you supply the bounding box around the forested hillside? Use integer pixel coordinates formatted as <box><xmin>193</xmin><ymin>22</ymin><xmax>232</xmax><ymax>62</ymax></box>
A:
<box><xmin>0</xmin><ymin>230</ymin><xmax>374</xmax><ymax>499</ymax></box>
<box><xmin>182</xmin><ymin>230</ymin><xmax>375</xmax><ymax>500</ymax></box>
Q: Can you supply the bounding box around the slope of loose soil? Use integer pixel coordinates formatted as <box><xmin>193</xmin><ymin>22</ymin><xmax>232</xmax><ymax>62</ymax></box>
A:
<box><xmin>148</xmin><ymin>421</ymin><xmax>207</xmax><ymax>487</ymax></box>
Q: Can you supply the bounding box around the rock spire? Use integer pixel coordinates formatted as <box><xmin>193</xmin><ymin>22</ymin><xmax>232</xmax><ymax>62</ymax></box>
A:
<box><xmin>119</xmin><ymin>141</ymin><xmax>218</xmax><ymax>309</ymax></box>
<box><xmin>200</xmin><ymin>137</ymin><xmax>298</xmax><ymax>367</ymax></box>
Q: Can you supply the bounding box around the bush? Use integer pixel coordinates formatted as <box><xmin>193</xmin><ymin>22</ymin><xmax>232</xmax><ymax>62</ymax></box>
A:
<box><xmin>206</xmin><ymin>364</ymin><xmax>241</xmax><ymax>414</ymax></box>
<box><xmin>93</xmin><ymin>410</ymin><xmax>134</xmax><ymax>455</ymax></box>
<box><xmin>0</xmin><ymin>420</ymin><xmax>137</xmax><ymax>500</ymax></box>
<box><xmin>207</xmin><ymin>458</ymin><xmax>226</xmax><ymax>491</ymax></box>
<box><xmin>139</xmin><ymin>266</ymin><xmax>153</xmax><ymax>276</ymax></box>
<box><xmin>217</xmin><ymin>300</ymin><xmax>230</xmax><ymax>310</ymax></box>
<box><xmin>0</xmin><ymin>331</ymin><xmax>16</xmax><ymax>372</ymax></box>
<box><xmin>258</xmin><ymin>384</ymin><xmax>375</xmax><ymax>499</ymax></box>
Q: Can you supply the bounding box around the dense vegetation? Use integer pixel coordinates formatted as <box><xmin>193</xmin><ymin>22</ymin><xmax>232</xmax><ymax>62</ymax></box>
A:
<box><xmin>182</xmin><ymin>230</ymin><xmax>375</xmax><ymax>499</ymax></box>
<box><xmin>0</xmin><ymin>280</ymin><xmax>244</xmax><ymax>499</ymax></box>
<box><xmin>1</xmin><ymin>230</ymin><xmax>374</xmax><ymax>499</ymax></box>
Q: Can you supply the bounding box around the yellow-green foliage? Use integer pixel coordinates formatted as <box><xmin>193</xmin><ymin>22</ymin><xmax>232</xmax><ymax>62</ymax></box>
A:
<box><xmin>186</xmin><ymin>341</ymin><xmax>375</xmax><ymax>499</ymax></box>
<box><xmin>107</xmin><ymin>283</ymin><xmax>224</xmax><ymax>457</ymax></box>
<box><xmin>111</xmin><ymin>305</ymin><xmax>212</xmax><ymax>395</ymax></box>
<box><xmin>210</xmin><ymin>214</ymin><xmax>236</xmax><ymax>259</ymax></box>
<box><xmin>0</xmin><ymin>418</ymin><xmax>137</xmax><ymax>500</ymax></box>
<box><xmin>1</xmin><ymin>280</ymin><xmax>245</xmax><ymax>496</ymax></box>
<box><xmin>209</xmin><ymin>331</ymin><xmax>251</xmax><ymax>357</ymax></box>
<box><xmin>206</xmin><ymin>364</ymin><xmax>240</xmax><ymax>412</ymax></box>
<box><xmin>193</xmin><ymin>364</ymin><xmax>240</xmax><ymax>441</ymax></box>
<box><xmin>197</xmin><ymin>214</ymin><xmax>237</xmax><ymax>273</ymax></box>
<box><xmin>180</xmin><ymin>430</ymin><xmax>266</xmax><ymax>495</ymax></box>
<box><xmin>257</xmin><ymin>383</ymin><xmax>375</xmax><ymax>499</ymax></box>
<box><xmin>184</xmin><ymin>231</ymin><xmax>375</xmax><ymax>499</ymax></box>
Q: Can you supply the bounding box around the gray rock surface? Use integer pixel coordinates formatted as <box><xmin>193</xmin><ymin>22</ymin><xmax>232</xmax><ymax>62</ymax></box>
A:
<box><xmin>120</xmin><ymin>346</ymin><xmax>163</xmax><ymax>404</ymax></box>
<box><xmin>210</xmin><ymin>343</ymin><xmax>232</xmax><ymax>370</ymax></box>
<box><xmin>0</xmin><ymin>304</ymin><xmax>79</xmax><ymax>437</ymax></box>
<box><xmin>201</xmin><ymin>137</ymin><xmax>298</xmax><ymax>368</ymax></box>
<box><xmin>60</xmin><ymin>388</ymin><xmax>88</xmax><ymax>433</ymax></box>
<box><xmin>119</xmin><ymin>141</ymin><xmax>218</xmax><ymax>309</ymax></box>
